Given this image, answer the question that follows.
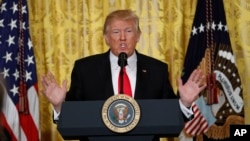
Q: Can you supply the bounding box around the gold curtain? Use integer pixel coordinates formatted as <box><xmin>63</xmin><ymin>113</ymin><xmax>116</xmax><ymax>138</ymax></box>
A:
<box><xmin>25</xmin><ymin>0</ymin><xmax>250</xmax><ymax>141</ymax></box>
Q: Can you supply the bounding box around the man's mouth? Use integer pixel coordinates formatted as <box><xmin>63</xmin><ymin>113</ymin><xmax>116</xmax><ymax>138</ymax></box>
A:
<box><xmin>120</xmin><ymin>43</ymin><xmax>126</xmax><ymax>48</ymax></box>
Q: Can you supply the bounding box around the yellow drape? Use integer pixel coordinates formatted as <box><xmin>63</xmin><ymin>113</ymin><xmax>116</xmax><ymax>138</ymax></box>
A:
<box><xmin>25</xmin><ymin>0</ymin><xmax>250</xmax><ymax>140</ymax></box>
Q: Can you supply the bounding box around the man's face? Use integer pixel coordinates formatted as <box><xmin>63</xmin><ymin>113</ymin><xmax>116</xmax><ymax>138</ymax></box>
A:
<box><xmin>104</xmin><ymin>19</ymin><xmax>141</xmax><ymax>57</ymax></box>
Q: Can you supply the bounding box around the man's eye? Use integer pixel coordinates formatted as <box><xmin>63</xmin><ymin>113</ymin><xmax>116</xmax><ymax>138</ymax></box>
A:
<box><xmin>112</xmin><ymin>30</ymin><xmax>120</xmax><ymax>34</ymax></box>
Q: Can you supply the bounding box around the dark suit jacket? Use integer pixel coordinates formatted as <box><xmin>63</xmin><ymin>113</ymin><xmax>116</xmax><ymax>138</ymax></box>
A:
<box><xmin>66</xmin><ymin>50</ymin><xmax>177</xmax><ymax>101</ymax></box>
<box><xmin>64</xmin><ymin>50</ymin><xmax>178</xmax><ymax>141</ymax></box>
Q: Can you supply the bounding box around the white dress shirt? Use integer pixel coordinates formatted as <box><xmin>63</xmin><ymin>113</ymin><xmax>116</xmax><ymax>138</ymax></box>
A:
<box><xmin>110</xmin><ymin>51</ymin><xmax>137</xmax><ymax>97</ymax></box>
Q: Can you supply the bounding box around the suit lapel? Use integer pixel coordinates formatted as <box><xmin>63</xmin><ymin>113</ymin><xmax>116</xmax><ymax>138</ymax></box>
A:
<box><xmin>98</xmin><ymin>51</ymin><xmax>115</xmax><ymax>98</ymax></box>
<box><xmin>134</xmin><ymin>53</ymin><xmax>148</xmax><ymax>99</ymax></box>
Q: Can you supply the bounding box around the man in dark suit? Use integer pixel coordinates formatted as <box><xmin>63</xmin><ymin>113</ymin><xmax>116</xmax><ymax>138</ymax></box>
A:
<box><xmin>41</xmin><ymin>9</ymin><xmax>207</xmax><ymax>141</ymax></box>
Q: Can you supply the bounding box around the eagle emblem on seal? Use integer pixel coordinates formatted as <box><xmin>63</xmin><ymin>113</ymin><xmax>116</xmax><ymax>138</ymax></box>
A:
<box><xmin>114</xmin><ymin>103</ymin><xmax>131</xmax><ymax>124</ymax></box>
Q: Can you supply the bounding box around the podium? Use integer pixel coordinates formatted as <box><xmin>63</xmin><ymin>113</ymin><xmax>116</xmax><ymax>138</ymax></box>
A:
<box><xmin>57</xmin><ymin>99</ymin><xmax>184</xmax><ymax>141</ymax></box>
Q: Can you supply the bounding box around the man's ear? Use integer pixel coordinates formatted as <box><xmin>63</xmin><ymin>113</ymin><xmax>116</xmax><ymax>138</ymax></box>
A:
<box><xmin>104</xmin><ymin>35</ymin><xmax>109</xmax><ymax>46</ymax></box>
<box><xmin>136</xmin><ymin>33</ymin><xmax>141</xmax><ymax>42</ymax></box>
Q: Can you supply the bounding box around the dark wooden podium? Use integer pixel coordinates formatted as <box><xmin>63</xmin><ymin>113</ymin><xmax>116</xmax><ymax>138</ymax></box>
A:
<box><xmin>57</xmin><ymin>99</ymin><xmax>184</xmax><ymax>141</ymax></box>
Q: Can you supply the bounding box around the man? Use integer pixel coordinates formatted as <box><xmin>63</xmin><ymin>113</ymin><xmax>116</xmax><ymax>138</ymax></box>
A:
<box><xmin>41</xmin><ymin>9</ymin><xmax>206</xmax><ymax>141</ymax></box>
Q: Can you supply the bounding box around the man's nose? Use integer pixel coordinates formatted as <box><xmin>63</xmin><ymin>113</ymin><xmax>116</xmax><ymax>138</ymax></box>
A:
<box><xmin>120</xmin><ymin>32</ymin><xmax>126</xmax><ymax>41</ymax></box>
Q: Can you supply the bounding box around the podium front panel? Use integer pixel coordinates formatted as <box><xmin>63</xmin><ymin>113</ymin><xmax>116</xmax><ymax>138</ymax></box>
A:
<box><xmin>57</xmin><ymin>99</ymin><xmax>184</xmax><ymax>139</ymax></box>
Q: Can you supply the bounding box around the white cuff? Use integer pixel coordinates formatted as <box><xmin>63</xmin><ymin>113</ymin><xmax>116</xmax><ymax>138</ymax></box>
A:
<box><xmin>53</xmin><ymin>109</ymin><xmax>61</xmax><ymax>121</ymax></box>
<box><xmin>179</xmin><ymin>99</ymin><xmax>194</xmax><ymax>118</ymax></box>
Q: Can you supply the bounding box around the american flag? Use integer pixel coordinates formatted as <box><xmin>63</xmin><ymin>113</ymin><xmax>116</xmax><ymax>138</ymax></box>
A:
<box><xmin>181</xmin><ymin>0</ymin><xmax>244</xmax><ymax>140</ymax></box>
<box><xmin>0</xmin><ymin>0</ymin><xmax>40</xmax><ymax>140</ymax></box>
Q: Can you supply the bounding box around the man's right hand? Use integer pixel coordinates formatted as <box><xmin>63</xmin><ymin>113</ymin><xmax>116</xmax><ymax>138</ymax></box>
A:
<box><xmin>41</xmin><ymin>72</ymin><xmax>68</xmax><ymax>113</ymax></box>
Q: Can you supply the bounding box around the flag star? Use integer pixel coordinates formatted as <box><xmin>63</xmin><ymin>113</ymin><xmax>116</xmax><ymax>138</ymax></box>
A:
<box><xmin>229</xmin><ymin>109</ymin><xmax>234</xmax><ymax>113</ymax></box>
<box><xmin>198</xmin><ymin>23</ymin><xmax>205</xmax><ymax>33</ymax></box>
<box><xmin>11</xmin><ymin>2</ymin><xmax>18</xmax><ymax>14</ymax></box>
<box><xmin>28</xmin><ymin>38</ymin><xmax>33</xmax><ymax>49</ymax></box>
<box><xmin>232</xmin><ymin>73</ymin><xmax>236</xmax><ymax>77</ymax></box>
<box><xmin>224</xmin><ymin>25</ymin><xmax>228</xmax><ymax>32</ymax></box>
<box><xmin>22</xmin><ymin>22</ymin><xmax>26</xmax><ymax>30</ymax></box>
<box><xmin>218</xmin><ymin>63</ymin><xmax>221</xmax><ymax>67</ymax></box>
<box><xmin>1</xmin><ymin>67</ymin><xmax>10</xmax><ymax>78</ymax></box>
<box><xmin>25</xmin><ymin>55</ymin><xmax>34</xmax><ymax>66</ymax></box>
<box><xmin>22</xmin><ymin>6</ymin><xmax>27</xmax><ymax>14</ymax></box>
<box><xmin>0</xmin><ymin>19</ymin><xmax>4</xmax><ymax>27</ymax></box>
<box><xmin>8</xmin><ymin>19</ymin><xmax>17</xmax><ymax>30</ymax></box>
<box><xmin>0</xmin><ymin>2</ymin><xmax>7</xmax><ymax>13</ymax></box>
<box><xmin>211</xmin><ymin>21</ymin><xmax>216</xmax><ymax>30</ymax></box>
<box><xmin>2</xmin><ymin>52</ymin><xmax>12</xmax><ymax>63</ymax></box>
<box><xmin>13</xmin><ymin>69</ymin><xmax>19</xmax><ymax>80</ymax></box>
<box><xmin>25</xmin><ymin>71</ymin><xmax>32</xmax><ymax>82</ymax></box>
<box><xmin>15</xmin><ymin>54</ymin><xmax>20</xmax><ymax>64</ymax></box>
<box><xmin>6</xmin><ymin>35</ymin><xmax>15</xmax><ymax>47</ymax></box>
<box><xmin>10</xmin><ymin>84</ymin><xmax>19</xmax><ymax>96</ymax></box>
<box><xmin>217</xmin><ymin>21</ymin><xmax>224</xmax><ymax>31</ymax></box>
<box><xmin>230</xmin><ymin>55</ymin><xmax>235</xmax><ymax>61</ymax></box>
<box><xmin>192</xmin><ymin>26</ymin><xmax>198</xmax><ymax>35</ymax></box>
<box><xmin>237</xmin><ymin>78</ymin><xmax>240</xmax><ymax>83</ymax></box>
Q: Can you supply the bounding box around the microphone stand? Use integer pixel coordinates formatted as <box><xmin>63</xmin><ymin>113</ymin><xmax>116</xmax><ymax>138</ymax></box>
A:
<box><xmin>118</xmin><ymin>52</ymin><xmax>127</xmax><ymax>94</ymax></box>
<box><xmin>119</xmin><ymin>67</ymin><xmax>124</xmax><ymax>94</ymax></box>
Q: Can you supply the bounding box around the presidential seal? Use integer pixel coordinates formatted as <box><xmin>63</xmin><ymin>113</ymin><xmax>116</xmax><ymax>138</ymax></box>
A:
<box><xmin>102</xmin><ymin>94</ymin><xmax>141</xmax><ymax>133</ymax></box>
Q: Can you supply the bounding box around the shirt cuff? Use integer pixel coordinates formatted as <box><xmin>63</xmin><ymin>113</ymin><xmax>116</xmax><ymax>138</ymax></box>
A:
<box><xmin>53</xmin><ymin>109</ymin><xmax>60</xmax><ymax>121</ymax></box>
<box><xmin>179</xmin><ymin>99</ymin><xmax>194</xmax><ymax>119</ymax></box>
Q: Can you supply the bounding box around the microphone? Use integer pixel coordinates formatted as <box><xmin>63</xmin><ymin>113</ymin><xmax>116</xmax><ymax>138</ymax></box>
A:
<box><xmin>118</xmin><ymin>52</ymin><xmax>127</xmax><ymax>68</ymax></box>
<box><xmin>118</xmin><ymin>52</ymin><xmax>127</xmax><ymax>94</ymax></box>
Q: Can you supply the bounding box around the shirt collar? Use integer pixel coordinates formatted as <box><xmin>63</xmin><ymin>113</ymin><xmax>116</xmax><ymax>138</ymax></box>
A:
<box><xmin>110</xmin><ymin>51</ymin><xmax>137</xmax><ymax>70</ymax></box>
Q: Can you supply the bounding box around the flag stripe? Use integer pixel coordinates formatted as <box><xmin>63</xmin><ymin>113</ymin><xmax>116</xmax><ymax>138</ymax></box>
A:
<box><xmin>20</xmin><ymin>85</ymin><xmax>40</xmax><ymax>140</ymax></box>
<box><xmin>1</xmin><ymin>85</ymin><xmax>20</xmax><ymax>140</ymax></box>
<box><xmin>28</xmin><ymin>85</ymin><xmax>40</xmax><ymax>129</ymax></box>
<box><xmin>184</xmin><ymin>104</ymin><xmax>209</xmax><ymax>136</ymax></box>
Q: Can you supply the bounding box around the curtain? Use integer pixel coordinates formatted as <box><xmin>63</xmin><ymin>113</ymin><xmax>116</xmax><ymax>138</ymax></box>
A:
<box><xmin>25</xmin><ymin>0</ymin><xmax>250</xmax><ymax>140</ymax></box>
